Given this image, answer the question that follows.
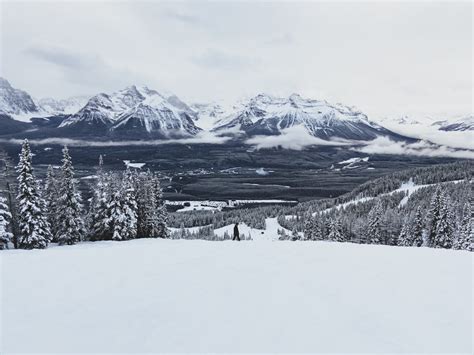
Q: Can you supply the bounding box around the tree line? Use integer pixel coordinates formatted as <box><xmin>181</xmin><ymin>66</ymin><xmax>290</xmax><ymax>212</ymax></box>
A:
<box><xmin>0</xmin><ymin>139</ymin><xmax>169</xmax><ymax>250</ymax></box>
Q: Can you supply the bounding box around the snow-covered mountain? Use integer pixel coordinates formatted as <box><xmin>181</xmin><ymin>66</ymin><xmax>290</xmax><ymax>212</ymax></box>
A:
<box><xmin>110</xmin><ymin>94</ymin><xmax>201</xmax><ymax>138</ymax></box>
<box><xmin>58</xmin><ymin>85</ymin><xmax>201</xmax><ymax>138</ymax></box>
<box><xmin>0</xmin><ymin>77</ymin><xmax>39</xmax><ymax>119</ymax></box>
<box><xmin>438</xmin><ymin>115</ymin><xmax>474</xmax><ymax>131</ymax></box>
<box><xmin>36</xmin><ymin>96</ymin><xmax>89</xmax><ymax>116</ymax></box>
<box><xmin>190</xmin><ymin>102</ymin><xmax>228</xmax><ymax>130</ymax></box>
<box><xmin>213</xmin><ymin>93</ymin><xmax>407</xmax><ymax>141</ymax></box>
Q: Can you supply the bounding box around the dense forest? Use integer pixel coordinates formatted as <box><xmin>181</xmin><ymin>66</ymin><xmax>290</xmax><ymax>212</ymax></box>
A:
<box><xmin>0</xmin><ymin>141</ymin><xmax>472</xmax><ymax>251</ymax></box>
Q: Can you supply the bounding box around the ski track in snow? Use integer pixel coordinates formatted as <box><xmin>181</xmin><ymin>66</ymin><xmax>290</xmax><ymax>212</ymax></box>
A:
<box><xmin>1</xmin><ymin>240</ymin><xmax>471</xmax><ymax>353</ymax></box>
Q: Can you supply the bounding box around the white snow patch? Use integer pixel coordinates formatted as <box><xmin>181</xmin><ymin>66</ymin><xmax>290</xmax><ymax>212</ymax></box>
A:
<box><xmin>1</xmin><ymin>240</ymin><xmax>471</xmax><ymax>353</ymax></box>
<box><xmin>123</xmin><ymin>160</ymin><xmax>146</xmax><ymax>169</ymax></box>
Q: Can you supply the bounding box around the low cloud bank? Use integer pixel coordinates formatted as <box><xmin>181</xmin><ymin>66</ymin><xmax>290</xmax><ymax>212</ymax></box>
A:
<box><xmin>0</xmin><ymin>131</ymin><xmax>231</xmax><ymax>147</ymax></box>
<box><xmin>245</xmin><ymin>126</ymin><xmax>350</xmax><ymax>150</ymax></box>
<box><xmin>380</xmin><ymin>122</ymin><xmax>474</xmax><ymax>150</ymax></box>
<box><xmin>354</xmin><ymin>137</ymin><xmax>474</xmax><ymax>159</ymax></box>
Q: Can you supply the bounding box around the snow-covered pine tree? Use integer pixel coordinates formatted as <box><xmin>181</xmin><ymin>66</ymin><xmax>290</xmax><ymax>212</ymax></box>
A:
<box><xmin>328</xmin><ymin>216</ymin><xmax>344</xmax><ymax>242</ymax></box>
<box><xmin>0</xmin><ymin>196</ymin><xmax>13</xmax><ymax>249</ymax></box>
<box><xmin>432</xmin><ymin>194</ymin><xmax>455</xmax><ymax>249</ymax></box>
<box><xmin>90</xmin><ymin>159</ymin><xmax>112</xmax><ymax>241</ymax></box>
<box><xmin>152</xmin><ymin>175</ymin><xmax>169</xmax><ymax>238</ymax></box>
<box><xmin>0</xmin><ymin>151</ymin><xmax>19</xmax><ymax>248</ymax></box>
<box><xmin>366</xmin><ymin>199</ymin><xmax>383</xmax><ymax>244</ymax></box>
<box><xmin>108</xmin><ymin>171</ymin><xmax>137</xmax><ymax>241</ymax></box>
<box><xmin>412</xmin><ymin>207</ymin><xmax>424</xmax><ymax>247</ymax></box>
<box><xmin>16</xmin><ymin>139</ymin><xmax>51</xmax><ymax>249</ymax></box>
<box><xmin>397</xmin><ymin>217</ymin><xmax>413</xmax><ymax>247</ymax></box>
<box><xmin>44</xmin><ymin>165</ymin><xmax>59</xmax><ymax>238</ymax></box>
<box><xmin>426</xmin><ymin>186</ymin><xmax>443</xmax><ymax>247</ymax></box>
<box><xmin>453</xmin><ymin>202</ymin><xmax>472</xmax><ymax>251</ymax></box>
<box><xmin>55</xmin><ymin>146</ymin><xmax>86</xmax><ymax>245</ymax></box>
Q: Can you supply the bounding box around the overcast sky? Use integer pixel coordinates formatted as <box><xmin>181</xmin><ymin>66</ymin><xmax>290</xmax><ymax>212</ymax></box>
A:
<box><xmin>1</xmin><ymin>1</ymin><xmax>471</xmax><ymax>119</ymax></box>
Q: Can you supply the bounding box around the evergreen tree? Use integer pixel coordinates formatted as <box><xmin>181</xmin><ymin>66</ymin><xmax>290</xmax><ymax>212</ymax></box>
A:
<box><xmin>432</xmin><ymin>195</ymin><xmax>455</xmax><ymax>249</ymax></box>
<box><xmin>108</xmin><ymin>172</ymin><xmax>137</xmax><ymax>241</ymax></box>
<box><xmin>55</xmin><ymin>146</ymin><xmax>85</xmax><ymax>245</ymax></box>
<box><xmin>328</xmin><ymin>216</ymin><xmax>344</xmax><ymax>242</ymax></box>
<box><xmin>366</xmin><ymin>199</ymin><xmax>383</xmax><ymax>244</ymax></box>
<box><xmin>426</xmin><ymin>187</ymin><xmax>443</xmax><ymax>247</ymax></box>
<box><xmin>453</xmin><ymin>202</ymin><xmax>472</xmax><ymax>251</ymax></box>
<box><xmin>398</xmin><ymin>218</ymin><xmax>413</xmax><ymax>247</ymax></box>
<box><xmin>412</xmin><ymin>207</ymin><xmax>424</xmax><ymax>247</ymax></box>
<box><xmin>0</xmin><ymin>196</ymin><xmax>13</xmax><ymax>249</ymax></box>
<box><xmin>16</xmin><ymin>140</ymin><xmax>51</xmax><ymax>249</ymax></box>
<box><xmin>90</xmin><ymin>158</ymin><xmax>112</xmax><ymax>240</ymax></box>
<box><xmin>44</xmin><ymin>165</ymin><xmax>59</xmax><ymax>238</ymax></box>
<box><xmin>0</xmin><ymin>151</ymin><xmax>19</xmax><ymax>248</ymax></box>
<box><xmin>152</xmin><ymin>175</ymin><xmax>169</xmax><ymax>238</ymax></box>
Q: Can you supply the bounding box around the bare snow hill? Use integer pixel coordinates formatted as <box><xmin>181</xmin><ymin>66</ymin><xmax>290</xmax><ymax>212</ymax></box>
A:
<box><xmin>1</xmin><ymin>239</ymin><xmax>471</xmax><ymax>353</ymax></box>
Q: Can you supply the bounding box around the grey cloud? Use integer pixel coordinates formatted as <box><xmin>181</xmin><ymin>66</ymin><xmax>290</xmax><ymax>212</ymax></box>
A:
<box><xmin>191</xmin><ymin>49</ymin><xmax>257</xmax><ymax>71</ymax></box>
<box><xmin>24</xmin><ymin>45</ymin><xmax>147</xmax><ymax>93</ymax></box>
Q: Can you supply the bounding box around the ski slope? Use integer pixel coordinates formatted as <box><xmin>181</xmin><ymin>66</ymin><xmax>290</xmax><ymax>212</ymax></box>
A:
<box><xmin>1</xmin><ymin>240</ymin><xmax>471</xmax><ymax>353</ymax></box>
<box><xmin>213</xmin><ymin>217</ymin><xmax>290</xmax><ymax>241</ymax></box>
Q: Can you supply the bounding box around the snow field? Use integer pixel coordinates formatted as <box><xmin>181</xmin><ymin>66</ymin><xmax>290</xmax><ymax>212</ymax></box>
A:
<box><xmin>1</xmin><ymin>239</ymin><xmax>471</xmax><ymax>353</ymax></box>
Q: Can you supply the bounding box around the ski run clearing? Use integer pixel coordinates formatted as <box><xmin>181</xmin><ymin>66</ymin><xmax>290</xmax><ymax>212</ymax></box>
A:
<box><xmin>1</xmin><ymin>239</ymin><xmax>471</xmax><ymax>353</ymax></box>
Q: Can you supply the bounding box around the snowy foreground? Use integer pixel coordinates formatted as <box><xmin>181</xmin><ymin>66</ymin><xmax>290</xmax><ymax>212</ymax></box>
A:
<box><xmin>1</xmin><ymin>240</ymin><xmax>472</xmax><ymax>353</ymax></box>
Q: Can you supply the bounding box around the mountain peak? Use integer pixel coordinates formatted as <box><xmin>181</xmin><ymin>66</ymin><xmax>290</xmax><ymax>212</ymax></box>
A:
<box><xmin>0</xmin><ymin>77</ymin><xmax>12</xmax><ymax>89</ymax></box>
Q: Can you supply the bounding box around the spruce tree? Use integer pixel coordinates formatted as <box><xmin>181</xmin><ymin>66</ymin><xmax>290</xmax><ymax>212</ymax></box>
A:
<box><xmin>453</xmin><ymin>202</ymin><xmax>472</xmax><ymax>251</ymax></box>
<box><xmin>328</xmin><ymin>216</ymin><xmax>344</xmax><ymax>242</ymax></box>
<box><xmin>108</xmin><ymin>172</ymin><xmax>137</xmax><ymax>241</ymax></box>
<box><xmin>0</xmin><ymin>151</ymin><xmax>19</xmax><ymax>248</ymax></box>
<box><xmin>398</xmin><ymin>218</ymin><xmax>413</xmax><ymax>247</ymax></box>
<box><xmin>426</xmin><ymin>187</ymin><xmax>443</xmax><ymax>247</ymax></box>
<box><xmin>432</xmin><ymin>195</ymin><xmax>455</xmax><ymax>249</ymax></box>
<box><xmin>16</xmin><ymin>139</ymin><xmax>51</xmax><ymax>249</ymax></box>
<box><xmin>55</xmin><ymin>147</ymin><xmax>85</xmax><ymax>245</ymax></box>
<box><xmin>366</xmin><ymin>199</ymin><xmax>383</xmax><ymax>244</ymax></box>
<box><xmin>412</xmin><ymin>207</ymin><xmax>424</xmax><ymax>247</ymax></box>
<box><xmin>0</xmin><ymin>196</ymin><xmax>13</xmax><ymax>249</ymax></box>
<box><xmin>152</xmin><ymin>175</ymin><xmax>169</xmax><ymax>238</ymax></box>
<box><xmin>90</xmin><ymin>159</ymin><xmax>112</xmax><ymax>240</ymax></box>
<box><xmin>44</xmin><ymin>165</ymin><xmax>59</xmax><ymax>238</ymax></box>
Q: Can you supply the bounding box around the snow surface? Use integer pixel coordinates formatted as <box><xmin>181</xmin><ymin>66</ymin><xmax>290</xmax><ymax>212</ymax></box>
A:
<box><xmin>213</xmin><ymin>217</ymin><xmax>290</xmax><ymax>241</ymax></box>
<box><xmin>1</xmin><ymin>240</ymin><xmax>471</xmax><ymax>353</ymax></box>
<box><xmin>123</xmin><ymin>160</ymin><xmax>146</xmax><ymax>169</ymax></box>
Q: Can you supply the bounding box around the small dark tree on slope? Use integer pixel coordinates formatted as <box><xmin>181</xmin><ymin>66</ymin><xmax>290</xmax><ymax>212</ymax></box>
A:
<box><xmin>16</xmin><ymin>139</ymin><xmax>51</xmax><ymax>249</ymax></box>
<box><xmin>56</xmin><ymin>146</ymin><xmax>85</xmax><ymax>245</ymax></box>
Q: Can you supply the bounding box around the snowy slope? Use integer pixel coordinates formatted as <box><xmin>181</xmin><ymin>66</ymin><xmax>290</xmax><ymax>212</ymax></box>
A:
<box><xmin>1</xmin><ymin>240</ymin><xmax>471</xmax><ymax>353</ymax></box>
<box><xmin>212</xmin><ymin>93</ymin><xmax>407</xmax><ymax>141</ymax></box>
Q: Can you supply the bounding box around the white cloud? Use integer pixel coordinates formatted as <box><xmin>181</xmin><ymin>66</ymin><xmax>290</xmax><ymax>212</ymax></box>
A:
<box><xmin>0</xmin><ymin>1</ymin><xmax>471</xmax><ymax>119</ymax></box>
<box><xmin>354</xmin><ymin>137</ymin><xmax>474</xmax><ymax>160</ymax></box>
<box><xmin>376</xmin><ymin>122</ymin><xmax>474</xmax><ymax>150</ymax></box>
<box><xmin>0</xmin><ymin>131</ymin><xmax>230</xmax><ymax>147</ymax></box>
<box><xmin>245</xmin><ymin>125</ymin><xmax>350</xmax><ymax>150</ymax></box>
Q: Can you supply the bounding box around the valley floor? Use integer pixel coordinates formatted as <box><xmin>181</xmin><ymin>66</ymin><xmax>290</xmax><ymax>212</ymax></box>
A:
<box><xmin>1</xmin><ymin>239</ymin><xmax>472</xmax><ymax>353</ymax></box>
